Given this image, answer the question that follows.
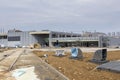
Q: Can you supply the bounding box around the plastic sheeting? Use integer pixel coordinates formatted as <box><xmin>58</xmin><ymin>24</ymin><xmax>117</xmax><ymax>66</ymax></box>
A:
<box><xmin>12</xmin><ymin>67</ymin><xmax>40</xmax><ymax>80</ymax></box>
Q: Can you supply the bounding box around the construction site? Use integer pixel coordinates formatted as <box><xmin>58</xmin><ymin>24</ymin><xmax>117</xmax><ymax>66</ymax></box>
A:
<box><xmin>0</xmin><ymin>29</ymin><xmax>120</xmax><ymax>80</ymax></box>
<box><xmin>1</xmin><ymin>0</ymin><xmax>120</xmax><ymax>79</ymax></box>
<box><xmin>0</xmin><ymin>47</ymin><xmax>120</xmax><ymax>80</ymax></box>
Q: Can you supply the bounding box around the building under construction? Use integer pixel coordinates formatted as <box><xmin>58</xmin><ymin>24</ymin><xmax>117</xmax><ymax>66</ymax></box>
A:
<box><xmin>0</xmin><ymin>29</ymin><xmax>119</xmax><ymax>48</ymax></box>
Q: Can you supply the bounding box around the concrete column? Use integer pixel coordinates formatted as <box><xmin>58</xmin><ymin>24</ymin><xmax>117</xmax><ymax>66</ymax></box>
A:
<box><xmin>57</xmin><ymin>34</ymin><xmax>60</xmax><ymax>38</ymax></box>
<box><xmin>98</xmin><ymin>36</ymin><xmax>103</xmax><ymax>47</ymax></box>
<box><xmin>49</xmin><ymin>32</ymin><xmax>53</xmax><ymax>47</ymax></box>
<box><xmin>65</xmin><ymin>34</ymin><xmax>67</xmax><ymax>38</ymax></box>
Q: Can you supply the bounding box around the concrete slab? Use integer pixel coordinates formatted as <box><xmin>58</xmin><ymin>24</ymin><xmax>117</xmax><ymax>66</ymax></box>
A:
<box><xmin>15</xmin><ymin>49</ymin><xmax>69</xmax><ymax>80</ymax></box>
<box><xmin>97</xmin><ymin>61</ymin><xmax>120</xmax><ymax>73</ymax></box>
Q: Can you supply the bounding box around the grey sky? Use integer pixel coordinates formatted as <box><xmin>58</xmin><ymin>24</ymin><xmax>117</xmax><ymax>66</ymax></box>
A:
<box><xmin>0</xmin><ymin>0</ymin><xmax>120</xmax><ymax>33</ymax></box>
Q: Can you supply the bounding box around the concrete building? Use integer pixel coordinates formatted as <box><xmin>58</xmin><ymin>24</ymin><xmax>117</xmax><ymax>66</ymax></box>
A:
<box><xmin>0</xmin><ymin>29</ymin><xmax>119</xmax><ymax>48</ymax></box>
<box><xmin>7</xmin><ymin>29</ymin><xmax>36</xmax><ymax>47</ymax></box>
<box><xmin>0</xmin><ymin>33</ymin><xmax>7</xmax><ymax>47</ymax></box>
<box><xmin>107</xmin><ymin>37</ymin><xmax>120</xmax><ymax>48</ymax></box>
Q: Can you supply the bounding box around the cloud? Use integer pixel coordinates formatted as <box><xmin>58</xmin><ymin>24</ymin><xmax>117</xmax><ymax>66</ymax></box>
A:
<box><xmin>0</xmin><ymin>0</ymin><xmax>120</xmax><ymax>33</ymax></box>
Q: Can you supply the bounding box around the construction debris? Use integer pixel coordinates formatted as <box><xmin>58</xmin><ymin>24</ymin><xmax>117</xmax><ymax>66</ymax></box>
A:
<box><xmin>55</xmin><ymin>50</ymin><xmax>65</xmax><ymax>57</ymax></box>
<box><xmin>34</xmin><ymin>43</ymin><xmax>41</xmax><ymax>49</ymax></box>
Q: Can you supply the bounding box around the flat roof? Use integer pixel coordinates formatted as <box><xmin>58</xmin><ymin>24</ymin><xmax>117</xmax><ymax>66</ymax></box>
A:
<box><xmin>29</xmin><ymin>31</ymin><xmax>50</xmax><ymax>35</ymax></box>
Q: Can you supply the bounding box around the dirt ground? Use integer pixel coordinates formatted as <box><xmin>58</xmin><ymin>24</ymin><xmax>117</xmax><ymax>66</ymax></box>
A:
<box><xmin>33</xmin><ymin>50</ymin><xmax>120</xmax><ymax>80</ymax></box>
<box><xmin>0</xmin><ymin>48</ymin><xmax>12</xmax><ymax>53</ymax></box>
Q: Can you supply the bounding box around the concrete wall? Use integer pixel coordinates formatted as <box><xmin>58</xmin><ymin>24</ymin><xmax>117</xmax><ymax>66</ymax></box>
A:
<box><xmin>108</xmin><ymin>37</ymin><xmax>120</xmax><ymax>47</ymax></box>
<box><xmin>0</xmin><ymin>39</ymin><xmax>8</xmax><ymax>47</ymax></box>
<box><xmin>7</xmin><ymin>31</ymin><xmax>37</xmax><ymax>47</ymax></box>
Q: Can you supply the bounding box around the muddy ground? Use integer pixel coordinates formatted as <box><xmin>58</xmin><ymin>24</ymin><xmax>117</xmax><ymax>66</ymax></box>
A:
<box><xmin>33</xmin><ymin>50</ymin><xmax>120</xmax><ymax>80</ymax></box>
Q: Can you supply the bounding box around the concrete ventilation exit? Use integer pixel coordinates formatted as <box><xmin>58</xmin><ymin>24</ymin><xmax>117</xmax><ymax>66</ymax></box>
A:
<box><xmin>90</xmin><ymin>49</ymin><xmax>109</xmax><ymax>63</ymax></box>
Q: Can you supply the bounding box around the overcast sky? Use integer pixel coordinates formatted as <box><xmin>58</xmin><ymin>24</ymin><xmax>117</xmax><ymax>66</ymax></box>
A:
<box><xmin>0</xmin><ymin>0</ymin><xmax>120</xmax><ymax>33</ymax></box>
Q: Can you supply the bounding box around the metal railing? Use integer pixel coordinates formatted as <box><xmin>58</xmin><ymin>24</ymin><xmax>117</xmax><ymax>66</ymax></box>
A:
<box><xmin>51</xmin><ymin>37</ymin><xmax>99</xmax><ymax>42</ymax></box>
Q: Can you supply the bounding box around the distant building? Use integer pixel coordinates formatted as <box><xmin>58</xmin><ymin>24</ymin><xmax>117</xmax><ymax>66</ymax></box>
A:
<box><xmin>0</xmin><ymin>29</ymin><xmax>120</xmax><ymax>48</ymax></box>
<box><xmin>0</xmin><ymin>33</ymin><xmax>7</xmax><ymax>47</ymax></box>
<box><xmin>82</xmin><ymin>31</ymin><xmax>106</xmax><ymax>37</ymax></box>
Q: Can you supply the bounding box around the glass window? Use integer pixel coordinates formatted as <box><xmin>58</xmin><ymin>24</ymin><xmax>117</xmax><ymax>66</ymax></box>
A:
<box><xmin>8</xmin><ymin>36</ymin><xmax>20</xmax><ymax>41</ymax></box>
